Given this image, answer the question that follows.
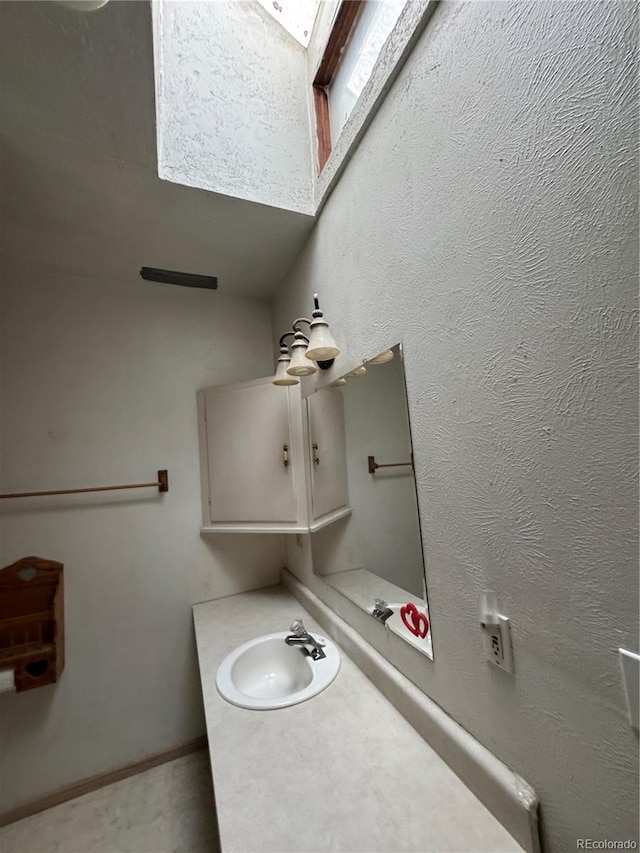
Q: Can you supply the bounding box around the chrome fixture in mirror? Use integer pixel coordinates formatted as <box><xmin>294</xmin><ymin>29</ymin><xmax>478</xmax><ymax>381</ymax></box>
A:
<box><xmin>309</xmin><ymin>344</ymin><xmax>432</xmax><ymax>658</ymax></box>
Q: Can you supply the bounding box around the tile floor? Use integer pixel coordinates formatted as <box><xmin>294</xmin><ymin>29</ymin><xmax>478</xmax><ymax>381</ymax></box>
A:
<box><xmin>0</xmin><ymin>750</ymin><xmax>221</xmax><ymax>853</ymax></box>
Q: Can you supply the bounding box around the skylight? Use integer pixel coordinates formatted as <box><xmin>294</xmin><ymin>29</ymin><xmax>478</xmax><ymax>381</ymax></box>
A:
<box><xmin>255</xmin><ymin>0</ymin><xmax>321</xmax><ymax>48</ymax></box>
<box><xmin>328</xmin><ymin>0</ymin><xmax>407</xmax><ymax>143</ymax></box>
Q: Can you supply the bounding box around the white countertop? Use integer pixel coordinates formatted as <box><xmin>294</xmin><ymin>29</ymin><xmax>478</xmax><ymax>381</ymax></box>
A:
<box><xmin>193</xmin><ymin>585</ymin><xmax>521</xmax><ymax>853</ymax></box>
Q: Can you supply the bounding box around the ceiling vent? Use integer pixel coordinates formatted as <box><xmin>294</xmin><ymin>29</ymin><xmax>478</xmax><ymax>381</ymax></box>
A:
<box><xmin>139</xmin><ymin>268</ymin><xmax>218</xmax><ymax>290</ymax></box>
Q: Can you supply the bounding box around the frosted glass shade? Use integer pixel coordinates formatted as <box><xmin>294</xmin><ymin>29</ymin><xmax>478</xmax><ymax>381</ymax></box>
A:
<box><xmin>346</xmin><ymin>366</ymin><xmax>367</xmax><ymax>379</ymax></box>
<box><xmin>287</xmin><ymin>343</ymin><xmax>317</xmax><ymax>377</ymax></box>
<box><xmin>367</xmin><ymin>349</ymin><xmax>394</xmax><ymax>365</ymax></box>
<box><xmin>305</xmin><ymin>321</ymin><xmax>340</xmax><ymax>361</ymax></box>
<box><xmin>273</xmin><ymin>354</ymin><xmax>299</xmax><ymax>386</ymax></box>
<box><xmin>57</xmin><ymin>0</ymin><xmax>110</xmax><ymax>9</ymax></box>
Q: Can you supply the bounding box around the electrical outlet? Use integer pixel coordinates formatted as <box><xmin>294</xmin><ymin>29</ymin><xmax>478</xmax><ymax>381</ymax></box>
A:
<box><xmin>482</xmin><ymin>615</ymin><xmax>514</xmax><ymax>674</ymax></box>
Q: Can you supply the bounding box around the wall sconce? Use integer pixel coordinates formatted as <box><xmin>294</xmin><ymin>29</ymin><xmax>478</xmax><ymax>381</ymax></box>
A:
<box><xmin>272</xmin><ymin>334</ymin><xmax>300</xmax><ymax>386</ymax></box>
<box><xmin>345</xmin><ymin>366</ymin><xmax>367</xmax><ymax>379</ymax></box>
<box><xmin>56</xmin><ymin>0</ymin><xmax>110</xmax><ymax>9</ymax></box>
<box><xmin>273</xmin><ymin>294</ymin><xmax>340</xmax><ymax>386</ymax></box>
<box><xmin>288</xmin><ymin>329</ymin><xmax>318</xmax><ymax>377</ymax></box>
<box><xmin>365</xmin><ymin>349</ymin><xmax>394</xmax><ymax>365</ymax></box>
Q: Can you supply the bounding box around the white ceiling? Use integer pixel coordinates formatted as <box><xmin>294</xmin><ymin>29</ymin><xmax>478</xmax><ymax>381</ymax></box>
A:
<box><xmin>0</xmin><ymin>1</ymin><xmax>315</xmax><ymax>298</ymax></box>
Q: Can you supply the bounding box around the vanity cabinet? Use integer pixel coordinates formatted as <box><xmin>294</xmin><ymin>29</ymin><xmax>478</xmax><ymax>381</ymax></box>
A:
<box><xmin>197</xmin><ymin>376</ymin><xmax>350</xmax><ymax>533</ymax></box>
<box><xmin>198</xmin><ymin>377</ymin><xmax>304</xmax><ymax>533</ymax></box>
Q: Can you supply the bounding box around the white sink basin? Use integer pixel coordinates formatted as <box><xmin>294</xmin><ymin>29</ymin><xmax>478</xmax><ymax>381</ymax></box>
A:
<box><xmin>216</xmin><ymin>631</ymin><xmax>340</xmax><ymax>710</ymax></box>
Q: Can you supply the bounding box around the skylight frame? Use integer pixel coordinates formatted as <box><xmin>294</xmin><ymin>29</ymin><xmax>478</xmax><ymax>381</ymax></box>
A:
<box><xmin>312</xmin><ymin>0</ymin><xmax>438</xmax><ymax>211</ymax></box>
<box><xmin>312</xmin><ymin>0</ymin><xmax>365</xmax><ymax>172</ymax></box>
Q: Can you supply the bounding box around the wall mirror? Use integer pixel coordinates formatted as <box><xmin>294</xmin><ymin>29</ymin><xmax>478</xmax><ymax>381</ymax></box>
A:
<box><xmin>308</xmin><ymin>344</ymin><xmax>432</xmax><ymax>658</ymax></box>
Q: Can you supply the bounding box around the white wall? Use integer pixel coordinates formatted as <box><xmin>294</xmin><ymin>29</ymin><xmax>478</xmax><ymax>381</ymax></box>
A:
<box><xmin>0</xmin><ymin>259</ymin><xmax>283</xmax><ymax>812</ymax></box>
<box><xmin>0</xmin><ymin>0</ymin><xmax>289</xmax><ymax>812</ymax></box>
<box><xmin>273</xmin><ymin>2</ymin><xmax>639</xmax><ymax>850</ymax></box>
<box><xmin>155</xmin><ymin>0</ymin><xmax>314</xmax><ymax>215</ymax></box>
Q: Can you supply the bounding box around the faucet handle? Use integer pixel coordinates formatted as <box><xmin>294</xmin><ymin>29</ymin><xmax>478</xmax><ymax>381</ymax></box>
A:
<box><xmin>290</xmin><ymin>618</ymin><xmax>306</xmax><ymax>636</ymax></box>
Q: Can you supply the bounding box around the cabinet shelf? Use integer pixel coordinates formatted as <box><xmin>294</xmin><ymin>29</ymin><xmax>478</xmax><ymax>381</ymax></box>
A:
<box><xmin>201</xmin><ymin>522</ymin><xmax>310</xmax><ymax>535</ymax></box>
<box><xmin>0</xmin><ymin>640</ymin><xmax>55</xmax><ymax>666</ymax></box>
<box><xmin>200</xmin><ymin>507</ymin><xmax>352</xmax><ymax>536</ymax></box>
<box><xmin>308</xmin><ymin>506</ymin><xmax>352</xmax><ymax>533</ymax></box>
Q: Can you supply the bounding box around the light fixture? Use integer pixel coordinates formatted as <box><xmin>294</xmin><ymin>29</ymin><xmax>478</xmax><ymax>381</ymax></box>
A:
<box><xmin>57</xmin><ymin>0</ymin><xmax>110</xmax><ymax>9</ymax></box>
<box><xmin>305</xmin><ymin>295</ymin><xmax>340</xmax><ymax>362</ymax></box>
<box><xmin>345</xmin><ymin>367</ymin><xmax>366</xmax><ymax>380</ymax></box>
<box><xmin>329</xmin><ymin>377</ymin><xmax>347</xmax><ymax>387</ymax></box>
<box><xmin>272</xmin><ymin>336</ymin><xmax>300</xmax><ymax>386</ymax></box>
<box><xmin>366</xmin><ymin>349</ymin><xmax>394</xmax><ymax>365</ymax></box>
<box><xmin>272</xmin><ymin>294</ymin><xmax>340</xmax><ymax>386</ymax></box>
<box><xmin>345</xmin><ymin>366</ymin><xmax>367</xmax><ymax>379</ymax></box>
<box><xmin>287</xmin><ymin>330</ymin><xmax>318</xmax><ymax>377</ymax></box>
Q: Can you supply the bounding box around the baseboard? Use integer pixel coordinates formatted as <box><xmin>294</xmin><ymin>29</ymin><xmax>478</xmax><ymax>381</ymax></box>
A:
<box><xmin>0</xmin><ymin>735</ymin><xmax>208</xmax><ymax>828</ymax></box>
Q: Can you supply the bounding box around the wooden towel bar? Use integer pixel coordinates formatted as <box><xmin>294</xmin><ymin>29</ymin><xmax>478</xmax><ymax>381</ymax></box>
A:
<box><xmin>0</xmin><ymin>470</ymin><xmax>169</xmax><ymax>500</ymax></box>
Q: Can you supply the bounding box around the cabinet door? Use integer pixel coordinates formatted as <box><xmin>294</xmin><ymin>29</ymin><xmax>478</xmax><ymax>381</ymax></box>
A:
<box><xmin>307</xmin><ymin>388</ymin><xmax>349</xmax><ymax>520</ymax></box>
<box><xmin>204</xmin><ymin>383</ymin><xmax>297</xmax><ymax>523</ymax></box>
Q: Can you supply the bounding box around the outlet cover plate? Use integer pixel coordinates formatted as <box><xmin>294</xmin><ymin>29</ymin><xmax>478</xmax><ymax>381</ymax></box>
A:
<box><xmin>483</xmin><ymin>615</ymin><xmax>514</xmax><ymax>674</ymax></box>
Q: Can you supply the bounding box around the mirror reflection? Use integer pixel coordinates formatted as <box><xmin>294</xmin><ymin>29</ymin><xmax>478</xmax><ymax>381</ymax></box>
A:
<box><xmin>309</xmin><ymin>344</ymin><xmax>432</xmax><ymax>658</ymax></box>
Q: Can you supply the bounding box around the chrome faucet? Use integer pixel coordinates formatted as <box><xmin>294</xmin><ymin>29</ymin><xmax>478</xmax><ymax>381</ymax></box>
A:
<box><xmin>372</xmin><ymin>599</ymin><xmax>394</xmax><ymax>625</ymax></box>
<box><xmin>284</xmin><ymin>618</ymin><xmax>326</xmax><ymax>660</ymax></box>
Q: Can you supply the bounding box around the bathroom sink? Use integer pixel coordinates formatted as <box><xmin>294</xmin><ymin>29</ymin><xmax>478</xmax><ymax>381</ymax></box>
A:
<box><xmin>216</xmin><ymin>631</ymin><xmax>340</xmax><ymax>710</ymax></box>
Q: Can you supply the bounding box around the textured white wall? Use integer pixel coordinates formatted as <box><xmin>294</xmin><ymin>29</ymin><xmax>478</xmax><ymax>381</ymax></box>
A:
<box><xmin>155</xmin><ymin>0</ymin><xmax>314</xmax><ymax>215</ymax></box>
<box><xmin>0</xmin><ymin>254</ymin><xmax>283</xmax><ymax>814</ymax></box>
<box><xmin>274</xmin><ymin>2</ymin><xmax>639</xmax><ymax>850</ymax></box>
